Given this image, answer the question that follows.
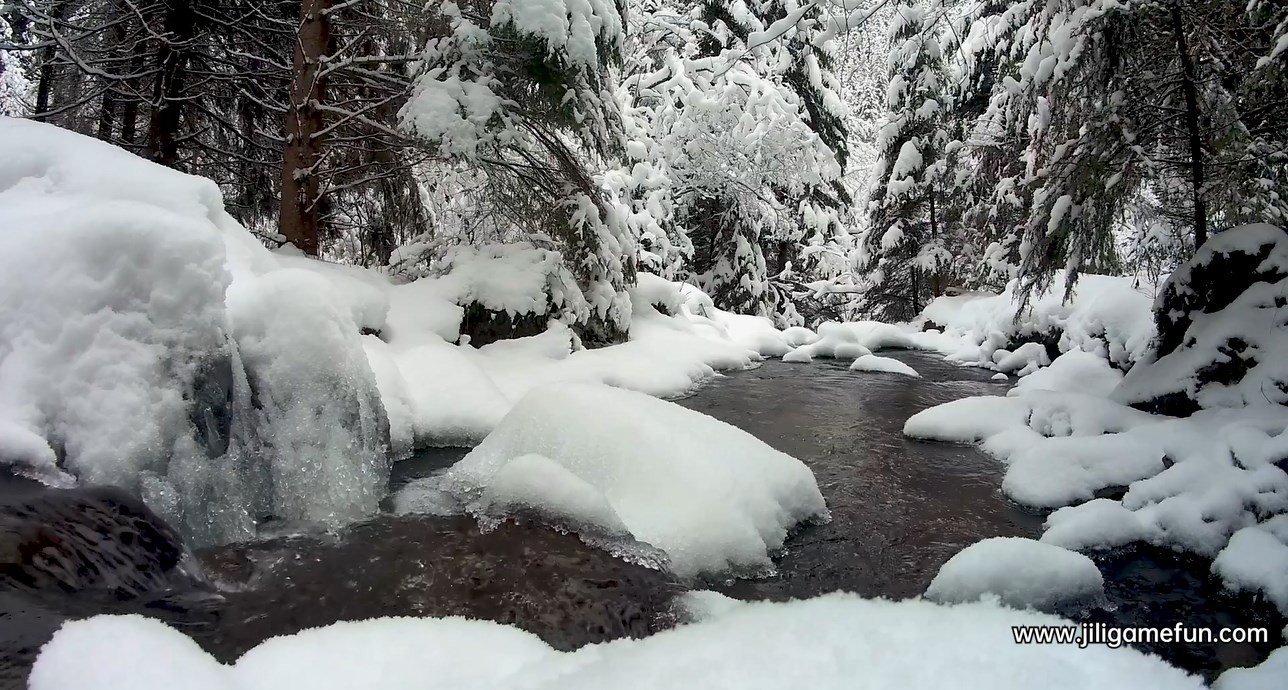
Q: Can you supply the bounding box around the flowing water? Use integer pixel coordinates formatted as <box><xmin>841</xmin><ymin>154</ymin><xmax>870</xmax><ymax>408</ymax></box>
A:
<box><xmin>2</xmin><ymin>351</ymin><xmax>1282</xmax><ymax>686</ymax></box>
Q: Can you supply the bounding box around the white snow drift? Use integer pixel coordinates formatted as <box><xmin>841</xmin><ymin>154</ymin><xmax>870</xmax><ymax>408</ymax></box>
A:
<box><xmin>30</xmin><ymin>594</ymin><xmax>1204</xmax><ymax>690</ymax></box>
<box><xmin>398</xmin><ymin>383</ymin><xmax>828</xmax><ymax>578</ymax></box>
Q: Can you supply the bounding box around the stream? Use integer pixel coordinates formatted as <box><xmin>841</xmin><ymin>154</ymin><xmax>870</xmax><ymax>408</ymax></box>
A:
<box><xmin>2</xmin><ymin>351</ymin><xmax>1282</xmax><ymax>686</ymax></box>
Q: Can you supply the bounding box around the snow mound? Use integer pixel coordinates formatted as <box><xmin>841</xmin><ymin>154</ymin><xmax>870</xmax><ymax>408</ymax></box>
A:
<box><xmin>926</xmin><ymin>537</ymin><xmax>1105</xmax><ymax>610</ymax></box>
<box><xmin>0</xmin><ymin>118</ymin><xmax>393</xmax><ymax>545</ymax></box>
<box><xmin>786</xmin><ymin>322</ymin><xmax>872</xmax><ymax>361</ymax></box>
<box><xmin>1212</xmin><ymin>520</ymin><xmax>1288</xmax><ymax>615</ymax></box>
<box><xmin>1041</xmin><ymin>499</ymin><xmax>1161</xmax><ymax>552</ymax></box>
<box><xmin>781</xmin><ymin>326</ymin><xmax>819</xmax><ymax>347</ymax></box>
<box><xmin>1011</xmin><ymin>350</ymin><xmax>1124</xmax><ymax>398</ymax></box>
<box><xmin>849</xmin><ymin>354</ymin><xmax>920</xmax><ymax>377</ymax></box>
<box><xmin>405</xmin><ymin>383</ymin><xmax>828</xmax><ymax>578</ymax></box>
<box><xmin>30</xmin><ymin>595</ymin><xmax>1205</xmax><ymax>690</ymax></box>
<box><xmin>467</xmin><ymin>452</ymin><xmax>632</xmax><ymax>539</ymax></box>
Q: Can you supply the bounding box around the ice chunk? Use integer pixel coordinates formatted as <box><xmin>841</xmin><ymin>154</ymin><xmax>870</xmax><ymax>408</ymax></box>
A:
<box><xmin>849</xmin><ymin>354</ymin><xmax>920</xmax><ymax>377</ymax></box>
<box><xmin>416</xmin><ymin>383</ymin><xmax>828</xmax><ymax>578</ymax></box>
<box><xmin>925</xmin><ymin>537</ymin><xmax>1105</xmax><ymax>609</ymax></box>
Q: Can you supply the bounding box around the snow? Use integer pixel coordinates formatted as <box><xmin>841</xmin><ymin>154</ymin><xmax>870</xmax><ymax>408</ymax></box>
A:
<box><xmin>925</xmin><ymin>537</ymin><xmax>1105</xmax><ymax>609</ymax></box>
<box><xmin>906</xmin><ymin>333</ymin><xmax>1288</xmax><ymax>566</ymax></box>
<box><xmin>1216</xmin><ymin>645</ymin><xmax>1288</xmax><ymax>690</ymax></box>
<box><xmin>1212</xmin><ymin>521</ymin><xmax>1288</xmax><ymax>615</ymax></box>
<box><xmin>783</xmin><ymin>322</ymin><xmax>873</xmax><ymax>361</ymax></box>
<box><xmin>850</xmin><ymin>354</ymin><xmax>920</xmax><ymax>377</ymax></box>
<box><xmin>0</xmin><ymin>118</ymin><xmax>392</xmax><ymax>545</ymax></box>
<box><xmin>31</xmin><ymin>595</ymin><xmax>1205</xmax><ymax>690</ymax></box>
<box><xmin>398</xmin><ymin>383</ymin><xmax>828</xmax><ymax>578</ymax></box>
<box><xmin>916</xmin><ymin>272</ymin><xmax>1156</xmax><ymax>374</ymax></box>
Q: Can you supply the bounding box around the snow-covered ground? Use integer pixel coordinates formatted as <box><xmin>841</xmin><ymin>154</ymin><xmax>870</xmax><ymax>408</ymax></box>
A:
<box><xmin>30</xmin><ymin>594</ymin><xmax>1204</xmax><ymax>690</ymax></box>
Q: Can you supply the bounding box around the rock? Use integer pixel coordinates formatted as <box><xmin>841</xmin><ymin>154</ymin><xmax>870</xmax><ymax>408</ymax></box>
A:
<box><xmin>459</xmin><ymin>302</ymin><xmax>550</xmax><ymax>348</ymax></box>
<box><xmin>0</xmin><ymin>486</ymin><xmax>193</xmax><ymax>598</ymax></box>
<box><xmin>1115</xmin><ymin>224</ymin><xmax>1288</xmax><ymax>417</ymax></box>
<box><xmin>194</xmin><ymin>514</ymin><xmax>683</xmax><ymax>660</ymax></box>
<box><xmin>1153</xmin><ymin>224</ymin><xmax>1288</xmax><ymax>360</ymax></box>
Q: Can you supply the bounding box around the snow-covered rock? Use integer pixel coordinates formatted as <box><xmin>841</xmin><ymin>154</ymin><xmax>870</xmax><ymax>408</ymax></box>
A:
<box><xmin>1114</xmin><ymin>225</ymin><xmax>1288</xmax><ymax>416</ymax></box>
<box><xmin>29</xmin><ymin>594</ymin><xmax>1205</xmax><ymax>690</ymax></box>
<box><xmin>785</xmin><ymin>322</ymin><xmax>872</xmax><ymax>361</ymax></box>
<box><xmin>925</xmin><ymin>537</ymin><xmax>1105</xmax><ymax>610</ymax></box>
<box><xmin>1212</xmin><ymin>520</ymin><xmax>1288</xmax><ymax>615</ymax></box>
<box><xmin>0</xmin><ymin>118</ymin><xmax>393</xmax><ymax>545</ymax></box>
<box><xmin>401</xmin><ymin>383</ymin><xmax>828</xmax><ymax>578</ymax></box>
<box><xmin>849</xmin><ymin>354</ymin><xmax>920</xmax><ymax>377</ymax></box>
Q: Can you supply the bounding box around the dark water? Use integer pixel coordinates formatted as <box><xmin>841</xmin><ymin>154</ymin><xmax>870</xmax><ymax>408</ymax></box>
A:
<box><xmin>677</xmin><ymin>353</ymin><xmax>1042</xmax><ymax>599</ymax></box>
<box><xmin>2</xmin><ymin>350</ymin><xmax>1281</xmax><ymax>685</ymax></box>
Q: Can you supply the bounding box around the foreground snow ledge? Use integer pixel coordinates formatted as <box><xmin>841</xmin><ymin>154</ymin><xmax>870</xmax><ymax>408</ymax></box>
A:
<box><xmin>398</xmin><ymin>383</ymin><xmax>827</xmax><ymax>579</ymax></box>
<box><xmin>31</xmin><ymin>594</ymin><xmax>1203</xmax><ymax>690</ymax></box>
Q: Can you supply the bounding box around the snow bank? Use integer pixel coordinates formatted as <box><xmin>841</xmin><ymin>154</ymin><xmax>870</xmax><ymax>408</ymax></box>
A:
<box><xmin>781</xmin><ymin>322</ymin><xmax>872</xmax><ymax>362</ymax></box>
<box><xmin>1212</xmin><ymin>520</ymin><xmax>1288</xmax><ymax>615</ymax></box>
<box><xmin>31</xmin><ymin>594</ymin><xmax>1205</xmax><ymax>690</ymax></box>
<box><xmin>401</xmin><ymin>383</ymin><xmax>828</xmax><ymax>578</ymax></box>
<box><xmin>907</xmin><ymin>348</ymin><xmax>1288</xmax><ymax>568</ymax></box>
<box><xmin>925</xmin><ymin>537</ymin><xmax>1105</xmax><ymax>609</ymax></box>
<box><xmin>1216</xmin><ymin>644</ymin><xmax>1288</xmax><ymax>690</ymax></box>
<box><xmin>917</xmin><ymin>273</ymin><xmax>1156</xmax><ymax>374</ymax></box>
<box><xmin>0</xmin><ymin>118</ymin><xmax>391</xmax><ymax>545</ymax></box>
<box><xmin>850</xmin><ymin>354</ymin><xmax>920</xmax><ymax>377</ymax></box>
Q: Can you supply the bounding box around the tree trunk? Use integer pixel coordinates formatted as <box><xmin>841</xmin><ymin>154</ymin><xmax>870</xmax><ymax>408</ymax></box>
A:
<box><xmin>928</xmin><ymin>186</ymin><xmax>944</xmax><ymax>297</ymax></box>
<box><xmin>278</xmin><ymin>0</ymin><xmax>333</xmax><ymax>256</ymax></box>
<box><xmin>1170</xmin><ymin>3</ymin><xmax>1208</xmax><ymax>251</ymax></box>
<box><xmin>147</xmin><ymin>0</ymin><xmax>197</xmax><ymax>167</ymax></box>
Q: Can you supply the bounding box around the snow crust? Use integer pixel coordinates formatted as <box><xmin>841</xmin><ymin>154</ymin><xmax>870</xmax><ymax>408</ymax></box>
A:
<box><xmin>398</xmin><ymin>383</ymin><xmax>828</xmax><ymax>578</ymax></box>
<box><xmin>31</xmin><ymin>594</ymin><xmax>1205</xmax><ymax>690</ymax></box>
<box><xmin>926</xmin><ymin>537</ymin><xmax>1105</xmax><ymax>609</ymax></box>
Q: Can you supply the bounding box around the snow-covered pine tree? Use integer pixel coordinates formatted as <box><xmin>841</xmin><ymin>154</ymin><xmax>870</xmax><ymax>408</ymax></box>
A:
<box><xmin>946</xmin><ymin>0</ymin><xmax>1288</xmax><ymax>301</ymax></box>
<box><xmin>621</xmin><ymin>0</ymin><xmax>848</xmax><ymax>324</ymax></box>
<box><xmin>399</xmin><ymin>0</ymin><xmax>637</xmax><ymax>345</ymax></box>
<box><xmin>856</xmin><ymin>0</ymin><xmax>954</xmax><ymax>321</ymax></box>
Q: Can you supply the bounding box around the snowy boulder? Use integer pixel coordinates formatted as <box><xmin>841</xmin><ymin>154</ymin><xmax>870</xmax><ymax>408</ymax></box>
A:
<box><xmin>415</xmin><ymin>383</ymin><xmax>828</xmax><ymax>578</ymax></box>
<box><xmin>1216</xmin><ymin>645</ymin><xmax>1288</xmax><ymax>690</ymax></box>
<box><xmin>28</xmin><ymin>593</ymin><xmax>1206</xmax><ymax>690</ymax></box>
<box><xmin>0</xmin><ymin>119</ymin><xmax>394</xmax><ymax>546</ymax></box>
<box><xmin>849</xmin><ymin>354</ymin><xmax>920</xmax><ymax>377</ymax></box>
<box><xmin>1116</xmin><ymin>224</ymin><xmax>1288</xmax><ymax>416</ymax></box>
<box><xmin>925</xmin><ymin>537</ymin><xmax>1105</xmax><ymax>610</ymax></box>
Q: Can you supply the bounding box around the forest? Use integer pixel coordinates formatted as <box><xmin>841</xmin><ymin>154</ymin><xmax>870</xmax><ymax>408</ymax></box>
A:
<box><xmin>2</xmin><ymin>2</ymin><xmax>1288</xmax><ymax>690</ymax></box>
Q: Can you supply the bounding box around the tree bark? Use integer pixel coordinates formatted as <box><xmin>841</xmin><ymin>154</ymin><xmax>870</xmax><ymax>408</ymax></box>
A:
<box><xmin>928</xmin><ymin>185</ymin><xmax>944</xmax><ymax>297</ymax></box>
<box><xmin>1170</xmin><ymin>3</ymin><xmax>1208</xmax><ymax>251</ymax></box>
<box><xmin>278</xmin><ymin>0</ymin><xmax>333</xmax><ymax>256</ymax></box>
<box><xmin>147</xmin><ymin>0</ymin><xmax>197</xmax><ymax>167</ymax></box>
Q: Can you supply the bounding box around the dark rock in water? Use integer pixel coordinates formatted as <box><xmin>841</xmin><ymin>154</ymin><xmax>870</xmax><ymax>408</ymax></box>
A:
<box><xmin>195</xmin><ymin>514</ymin><xmax>683</xmax><ymax>660</ymax></box>
<box><xmin>0</xmin><ymin>484</ymin><xmax>214</xmax><ymax>690</ymax></box>
<box><xmin>0</xmin><ymin>486</ymin><xmax>191</xmax><ymax>598</ymax></box>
